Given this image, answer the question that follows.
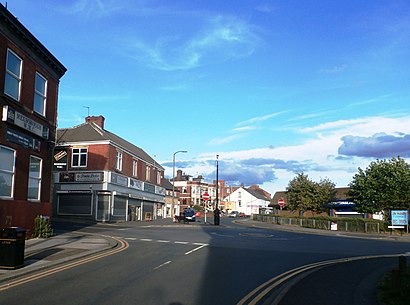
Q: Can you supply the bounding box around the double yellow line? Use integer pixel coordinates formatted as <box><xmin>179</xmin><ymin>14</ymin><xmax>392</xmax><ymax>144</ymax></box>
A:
<box><xmin>0</xmin><ymin>236</ymin><xmax>128</xmax><ymax>292</ymax></box>
<box><xmin>237</xmin><ymin>253</ymin><xmax>407</xmax><ymax>305</ymax></box>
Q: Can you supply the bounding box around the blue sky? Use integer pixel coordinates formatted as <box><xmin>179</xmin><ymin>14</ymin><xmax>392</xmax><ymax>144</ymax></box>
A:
<box><xmin>9</xmin><ymin>0</ymin><xmax>410</xmax><ymax>195</ymax></box>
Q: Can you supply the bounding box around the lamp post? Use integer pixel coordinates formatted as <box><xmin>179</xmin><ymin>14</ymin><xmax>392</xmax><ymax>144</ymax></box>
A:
<box><xmin>214</xmin><ymin>154</ymin><xmax>220</xmax><ymax>225</ymax></box>
<box><xmin>172</xmin><ymin>150</ymin><xmax>187</xmax><ymax>220</ymax></box>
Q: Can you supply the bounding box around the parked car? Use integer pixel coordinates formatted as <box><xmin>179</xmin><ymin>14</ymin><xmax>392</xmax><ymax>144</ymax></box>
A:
<box><xmin>228</xmin><ymin>211</ymin><xmax>240</xmax><ymax>218</ymax></box>
<box><xmin>239</xmin><ymin>212</ymin><xmax>247</xmax><ymax>217</ymax></box>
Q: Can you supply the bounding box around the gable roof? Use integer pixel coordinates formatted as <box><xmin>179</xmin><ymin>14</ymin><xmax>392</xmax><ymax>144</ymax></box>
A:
<box><xmin>57</xmin><ymin>122</ymin><xmax>162</xmax><ymax>169</ymax></box>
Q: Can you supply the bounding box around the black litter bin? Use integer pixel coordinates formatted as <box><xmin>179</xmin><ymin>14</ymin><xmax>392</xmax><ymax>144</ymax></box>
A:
<box><xmin>0</xmin><ymin>227</ymin><xmax>26</xmax><ymax>269</ymax></box>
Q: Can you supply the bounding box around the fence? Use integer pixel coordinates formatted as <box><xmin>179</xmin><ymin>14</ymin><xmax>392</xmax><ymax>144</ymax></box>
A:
<box><xmin>252</xmin><ymin>214</ymin><xmax>381</xmax><ymax>234</ymax></box>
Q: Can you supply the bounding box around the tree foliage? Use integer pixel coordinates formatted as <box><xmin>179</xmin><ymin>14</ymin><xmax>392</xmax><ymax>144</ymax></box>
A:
<box><xmin>286</xmin><ymin>173</ymin><xmax>336</xmax><ymax>215</ymax></box>
<box><xmin>348</xmin><ymin>157</ymin><xmax>410</xmax><ymax>214</ymax></box>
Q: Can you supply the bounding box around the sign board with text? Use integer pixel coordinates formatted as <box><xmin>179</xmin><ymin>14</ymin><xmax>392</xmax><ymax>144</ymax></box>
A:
<box><xmin>391</xmin><ymin>210</ymin><xmax>408</xmax><ymax>226</ymax></box>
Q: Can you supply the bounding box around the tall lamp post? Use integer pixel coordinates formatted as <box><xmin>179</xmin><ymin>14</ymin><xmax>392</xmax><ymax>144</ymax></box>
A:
<box><xmin>214</xmin><ymin>154</ymin><xmax>220</xmax><ymax>225</ymax></box>
<box><xmin>172</xmin><ymin>150</ymin><xmax>187</xmax><ymax>220</ymax></box>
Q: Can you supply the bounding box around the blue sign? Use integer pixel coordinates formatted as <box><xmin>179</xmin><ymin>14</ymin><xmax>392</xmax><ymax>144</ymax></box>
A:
<box><xmin>391</xmin><ymin>210</ymin><xmax>408</xmax><ymax>226</ymax></box>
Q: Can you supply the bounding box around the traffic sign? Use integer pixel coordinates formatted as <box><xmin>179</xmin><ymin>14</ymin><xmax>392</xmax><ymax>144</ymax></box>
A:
<box><xmin>278</xmin><ymin>199</ymin><xmax>285</xmax><ymax>207</ymax></box>
<box><xmin>203</xmin><ymin>193</ymin><xmax>210</xmax><ymax>201</ymax></box>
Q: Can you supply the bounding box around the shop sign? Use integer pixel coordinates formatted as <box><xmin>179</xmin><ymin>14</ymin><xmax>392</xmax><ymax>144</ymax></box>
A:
<box><xmin>2</xmin><ymin>105</ymin><xmax>49</xmax><ymax>139</ymax></box>
<box><xmin>129</xmin><ymin>178</ymin><xmax>143</xmax><ymax>190</ymax></box>
<box><xmin>59</xmin><ymin>172</ymin><xmax>103</xmax><ymax>183</ymax></box>
<box><xmin>111</xmin><ymin>172</ymin><xmax>128</xmax><ymax>186</ymax></box>
<box><xmin>6</xmin><ymin>128</ymin><xmax>41</xmax><ymax>152</ymax></box>
<box><xmin>53</xmin><ymin>149</ymin><xmax>68</xmax><ymax>171</ymax></box>
<box><xmin>75</xmin><ymin>172</ymin><xmax>103</xmax><ymax>182</ymax></box>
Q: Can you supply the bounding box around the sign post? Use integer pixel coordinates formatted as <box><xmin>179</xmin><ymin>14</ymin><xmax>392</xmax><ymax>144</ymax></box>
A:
<box><xmin>278</xmin><ymin>199</ymin><xmax>285</xmax><ymax>211</ymax></box>
<box><xmin>203</xmin><ymin>193</ymin><xmax>210</xmax><ymax>223</ymax></box>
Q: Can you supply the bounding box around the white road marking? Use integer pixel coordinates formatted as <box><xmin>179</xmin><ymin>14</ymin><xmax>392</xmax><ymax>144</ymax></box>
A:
<box><xmin>154</xmin><ymin>261</ymin><xmax>172</xmax><ymax>270</ymax></box>
<box><xmin>157</xmin><ymin>240</ymin><xmax>171</xmax><ymax>243</ymax></box>
<box><xmin>185</xmin><ymin>244</ymin><xmax>208</xmax><ymax>255</ymax></box>
<box><xmin>125</xmin><ymin>238</ymin><xmax>137</xmax><ymax>240</ymax></box>
<box><xmin>140</xmin><ymin>238</ymin><xmax>153</xmax><ymax>242</ymax></box>
<box><xmin>175</xmin><ymin>241</ymin><xmax>190</xmax><ymax>244</ymax></box>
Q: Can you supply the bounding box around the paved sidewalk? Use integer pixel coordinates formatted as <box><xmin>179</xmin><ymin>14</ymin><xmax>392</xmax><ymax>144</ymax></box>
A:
<box><xmin>0</xmin><ymin>230</ymin><xmax>117</xmax><ymax>283</ymax></box>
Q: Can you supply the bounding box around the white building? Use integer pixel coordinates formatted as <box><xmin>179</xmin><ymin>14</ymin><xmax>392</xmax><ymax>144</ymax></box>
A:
<box><xmin>223</xmin><ymin>186</ymin><xmax>271</xmax><ymax>216</ymax></box>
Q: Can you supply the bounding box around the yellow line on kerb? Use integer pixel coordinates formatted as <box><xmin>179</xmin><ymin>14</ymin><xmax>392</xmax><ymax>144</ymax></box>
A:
<box><xmin>0</xmin><ymin>237</ymin><xmax>129</xmax><ymax>292</ymax></box>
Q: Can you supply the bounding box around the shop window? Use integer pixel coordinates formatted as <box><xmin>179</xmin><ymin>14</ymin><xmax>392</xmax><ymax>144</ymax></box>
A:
<box><xmin>28</xmin><ymin>156</ymin><xmax>42</xmax><ymax>200</ymax></box>
<box><xmin>72</xmin><ymin>147</ymin><xmax>87</xmax><ymax>167</ymax></box>
<box><xmin>4</xmin><ymin>49</ymin><xmax>22</xmax><ymax>101</ymax></box>
<box><xmin>0</xmin><ymin>146</ymin><xmax>15</xmax><ymax>198</ymax></box>
<box><xmin>34</xmin><ymin>72</ymin><xmax>47</xmax><ymax>116</ymax></box>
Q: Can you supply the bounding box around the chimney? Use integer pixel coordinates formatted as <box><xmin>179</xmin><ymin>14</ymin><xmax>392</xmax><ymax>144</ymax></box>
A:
<box><xmin>86</xmin><ymin>115</ymin><xmax>105</xmax><ymax>129</ymax></box>
<box><xmin>176</xmin><ymin>169</ymin><xmax>183</xmax><ymax>181</ymax></box>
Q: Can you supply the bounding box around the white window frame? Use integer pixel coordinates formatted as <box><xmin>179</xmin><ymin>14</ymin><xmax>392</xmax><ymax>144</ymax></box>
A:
<box><xmin>116</xmin><ymin>151</ymin><xmax>123</xmax><ymax>171</ymax></box>
<box><xmin>28</xmin><ymin>156</ymin><xmax>42</xmax><ymax>201</ymax></box>
<box><xmin>5</xmin><ymin>49</ymin><xmax>22</xmax><ymax>101</ymax></box>
<box><xmin>132</xmin><ymin>159</ymin><xmax>138</xmax><ymax>177</ymax></box>
<box><xmin>156</xmin><ymin>171</ymin><xmax>161</xmax><ymax>185</ymax></box>
<box><xmin>145</xmin><ymin>165</ymin><xmax>151</xmax><ymax>181</ymax></box>
<box><xmin>0</xmin><ymin>145</ymin><xmax>16</xmax><ymax>198</ymax></box>
<box><xmin>34</xmin><ymin>72</ymin><xmax>47</xmax><ymax>116</ymax></box>
<box><xmin>72</xmin><ymin>147</ymin><xmax>88</xmax><ymax>167</ymax></box>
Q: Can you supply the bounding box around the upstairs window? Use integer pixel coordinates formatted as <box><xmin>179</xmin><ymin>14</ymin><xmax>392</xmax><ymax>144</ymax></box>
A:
<box><xmin>132</xmin><ymin>160</ymin><xmax>138</xmax><ymax>177</ymax></box>
<box><xmin>28</xmin><ymin>156</ymin><xmax>42</xmax><ymax>201</ymax></box>
<box><xmin>116</xmin><ymin>151</ymin><xmax>123</xmax><ymax>171</ymax></box>
<box><xmin>34</xmin><ymin>72</ymin><xmax>47</xmax><ymax>116</ymax></box>
<box><xmin>0</xmin><ymin>146</ymin><xmax>15</xmax><ymax>198</ymax></box>
<box><xmin>72</xmin><ymin>148</ymin><xmax>87</xmax><ymax>167</ymax></box>
<box><xmin>5</xmin><ymin>49</ymin><xmax>22</xmax><ymax>101</ymax></box>
<box><xmin>145</xmin><ymin>165</ymin><xmax>151</xmax><ymax>181</ymax></box>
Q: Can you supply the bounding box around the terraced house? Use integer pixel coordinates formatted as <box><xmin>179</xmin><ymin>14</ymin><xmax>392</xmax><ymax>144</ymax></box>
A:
<box><xmin>53</xmin><ymin>115</ymin><xmax>165</xmax><ymax>222</ymax></box>
<box><xmin>0</xmin><ymin>5</ymin><xmax>66</xmax><ymax>233</ymax></box>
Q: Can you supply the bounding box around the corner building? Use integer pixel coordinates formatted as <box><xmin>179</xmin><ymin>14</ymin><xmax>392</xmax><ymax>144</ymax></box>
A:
<box><xmin>0</xmin><ymin>5</ymin><xmax>66</xmax><ymax>233</ymax></box>
<box><xmin>53</xmin><ymin>116</ymin><xmax>165</xmax><ymax>222</ymax></box>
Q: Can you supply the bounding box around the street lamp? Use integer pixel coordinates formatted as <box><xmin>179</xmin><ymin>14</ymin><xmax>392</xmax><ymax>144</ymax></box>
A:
<box><xmin>172</xmin><ymin>150</ymin><xmax>187</xmax><ymax>220</ymax></box>
<box><xmin>214</xmin><ymin>154</ymin><xmax>220</xmax><ymax>225</ymax></box>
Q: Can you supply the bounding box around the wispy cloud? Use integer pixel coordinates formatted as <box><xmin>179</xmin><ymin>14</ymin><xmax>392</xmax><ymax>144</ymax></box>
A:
<box><xmin>348</xmin><ymin>93</ymin><xmax>393</xmax><ymax>107</ymax></box>
<box><xmin>56</xmin><ymin>0</ymin><xmax>122</xmax><ymax>18</ymax></box>
<box><xmin>319</xmin><ymin>64</ymin><xmax>347</xmax><ymax>74</ymax></box>
<box><xmin>125</xmin><ymin>15</ymin><xmax>259</xmax><ymax>71</ymax></box>
<box><xmin>231</xmin><ymin>126</ymin><xmax>258</xmax><ymax>132</ymax></box>
<box><xmin>208</xmin><ymin>134</ymin><xmax>245</xmax><ymax>145</ymax></box>
<box><xmin>237</xmin><ymin>111</ymin><xmax>285</xmax><ymax>126</ymax></box>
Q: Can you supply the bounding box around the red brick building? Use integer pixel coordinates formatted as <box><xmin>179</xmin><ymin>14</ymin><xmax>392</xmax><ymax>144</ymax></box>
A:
<box><xmin>53</xmin><ymin>116</ymin><xmax>165</xmax><ymax>222</ymax></box>
<box><xmin>0</xmin><ymin>5</ymin><xmax>66</xmax><ymax>234</ymax></box>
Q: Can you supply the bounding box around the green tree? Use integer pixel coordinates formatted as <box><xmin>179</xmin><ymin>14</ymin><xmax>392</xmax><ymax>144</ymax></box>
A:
<box><xmin>286</xmin><ymin>173</ymin><xmax>336</xmax><ymax>215</ymax></box>
<box><xmin>348</xmin><ymin>157</ymin><xmax>410</xmax><ymax>215</ymax></box>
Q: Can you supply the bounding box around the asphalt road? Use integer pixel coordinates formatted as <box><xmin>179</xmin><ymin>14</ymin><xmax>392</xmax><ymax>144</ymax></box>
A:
<box><xmin>2</xmin><ymin>218</ymin><xmax>410</xmax><ymax>305</ymax></box>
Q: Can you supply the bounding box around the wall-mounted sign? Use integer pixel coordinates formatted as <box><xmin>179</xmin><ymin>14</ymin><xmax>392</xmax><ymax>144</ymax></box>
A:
<box><xmin>129</xmin><ymin>178</ymin><xmax>143</xmax><ymax>190</ymax></box>
<box><xmin>6</xmin><ymin>128</ymin><xmax>41</xmax><ymax>152</ymax></box>
<box><xmin>53</xmin><ymin>148</ymin><xmax>68</xmax><ymax>170</ymax></box>
<box><xmin>59</xmin><ymin>172</ymin><xmax>104</xmax><ymax>183</ymax></box>
<box><xmin>75</xmin><ymin>172</ymin><xmax>103</xmax><ymax>182</ymax></box>
<box><xmin>2</xmin><ymin>105</ymin><xmax>49</xmax><ymax>139</ymax></box>
<box><xmin>111</xmin><ymin>172</ymin><xmax>128</xmax><ymax>186</ymax></box>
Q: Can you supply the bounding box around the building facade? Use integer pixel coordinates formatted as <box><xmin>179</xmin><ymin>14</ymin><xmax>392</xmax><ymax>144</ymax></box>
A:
<box><xmin>53</xmin><ymin>116</ymin><xmax>165</xmax><ymax>222</ymax></box>
<box><xmin>224</xmin><ymin>186</ymin><xmax>271</xmax><ymax>215</ymax></box>
<box><xmin>0</xmin><ymin>5</ymin><xmax>66</xmax><ymax>233</ymax></box>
